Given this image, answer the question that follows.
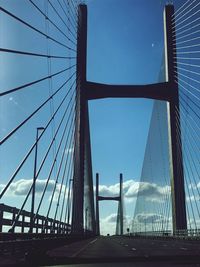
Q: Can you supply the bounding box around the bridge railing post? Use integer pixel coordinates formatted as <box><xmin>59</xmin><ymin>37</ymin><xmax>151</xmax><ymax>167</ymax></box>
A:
<box><xmin>0</xmin><ymin>206</ymin><xmax>3</xmax><ymax>232</ymax></box>
<box><xmin>21</xmin><ymin>214</ymin><xmax>25</xmax><ymax>233</ymax></box>
<box><xmin>11</xmin><ymin>208</ymin><xmax>17</xmax><ymax>233</ymax></box>
<box><xmin>41</xmin><ymin>217</ymin><xmax>44</xmax><ymax>233</ymax></box>
<box><xmin>36</xmin><ymin>218</ymin><xmax>39</xmax><ymax>234</ymax></box>
<box><xmin>164</xmin><ymin>5</ymin><xmax>187</xmax><ymax>232</ymax></box>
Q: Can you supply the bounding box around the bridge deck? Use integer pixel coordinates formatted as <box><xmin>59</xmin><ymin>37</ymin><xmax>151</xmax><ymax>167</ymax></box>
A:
<box><xmin>45</xmin><ymin>236</ymin><xmax>200</xmax><ymax>266</ymax></box>
<box><xmin>1</xmin><ymin>236</ymin><xmax>200</xmax><ymax>266</ymax></box>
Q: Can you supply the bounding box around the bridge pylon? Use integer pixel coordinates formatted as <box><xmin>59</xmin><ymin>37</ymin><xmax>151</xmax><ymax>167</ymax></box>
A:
<box><xmin>71</xmin><ymin>3</ymin><xmax>187</xmax><ymax>236</ymax></box>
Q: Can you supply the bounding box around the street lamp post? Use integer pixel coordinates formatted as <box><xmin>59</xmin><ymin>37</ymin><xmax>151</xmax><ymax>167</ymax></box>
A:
<box><xmin>67</xmin><ymin>178</ymin><xmax>73</xmax><ymax>233</ymax></box>
<box><xmin>85</xmin><ymin>207</ymin><xmax>88</xmax><ymax>232</ymax></box>
<box><xmin>29</xmin><ymin>127</ymin><xmax>44</xmax><ymax>233</ymax></box>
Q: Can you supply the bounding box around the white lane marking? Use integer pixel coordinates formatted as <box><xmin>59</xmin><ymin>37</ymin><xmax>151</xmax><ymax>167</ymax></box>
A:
<box><xmin>71</xmin><ymin>238</ymin><xmax>97</xmax><ymax>257</ymax></box>
<box><xmin>180</xmin><ymin>247</ymin><xmax>188</xmax><ymax>250</ymax></box>
<box><xmin>132</xmin><ymin>248</ymin><xmax>137</xmax><ymax>251</ymax></box>
<box><xmin>125</xmin><ymin>244</ymin><xmax>128</xmax><ymax>247</ymax></box>
<box><xmin>90</xmin><ymin>238</ymin><xmax>97</xmax><ymax>244</ymax></box>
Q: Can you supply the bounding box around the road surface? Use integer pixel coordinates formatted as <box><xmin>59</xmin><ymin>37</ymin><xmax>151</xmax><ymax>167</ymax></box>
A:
<box><xmin>44</xmin><ymin>236</ymin><xmax>200</xmax><ymax>266</ymax></box>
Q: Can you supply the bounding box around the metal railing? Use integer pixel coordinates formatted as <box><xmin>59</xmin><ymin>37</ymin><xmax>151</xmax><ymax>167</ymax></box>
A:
<box><xmin>130</xmin><ymin>229</ymin><xmax>200</xmax><ymax>239</ymax></box>
<box><xmin>0</xmin><ymin>204</ymin><xmax>70</xmax><ymax>234</ymax></box>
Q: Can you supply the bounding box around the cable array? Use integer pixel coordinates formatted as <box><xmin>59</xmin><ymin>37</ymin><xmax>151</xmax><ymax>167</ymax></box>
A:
<box><xmin>132</xmin><ymin>100</ymin><xmax>172</xmax><ymax>235</ymax></box>
<box><xmin>132</xmin><ymin>0</ymin><xmax>200</xmax><ymax>236</ymax></box>
<box><xmin>173</xmin><ymin>0</ymin><xmax>200</xmax><ymax>232</ymax></box>
<box><xmin>0</xmin><ymin>0</ymin><xmax>81</xmax><ymax>234</ymax></box>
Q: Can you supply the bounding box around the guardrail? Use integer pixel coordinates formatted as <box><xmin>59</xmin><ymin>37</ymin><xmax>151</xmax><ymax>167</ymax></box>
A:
<box><xmin>130</xmin><ymin>229</ymin><xmax>200</xmax><ymax>239</ymax></box>
<box><xmin>0</xmin><ymin>203</ymin><xmax>70</xmax><ymax>234</ymax></box>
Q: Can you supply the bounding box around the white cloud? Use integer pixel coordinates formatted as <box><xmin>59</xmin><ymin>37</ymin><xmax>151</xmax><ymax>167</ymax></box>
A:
<box><xmin>65</xmin><ymin>147</ymin><xmax>74</xmax><ymax>154</ymax></box>
<box><xmin>132</xmin><ymin>213</ymin><xmax>172</xmax><ymax>232</ymax></box>
<box><xmin>186</xmin><ymin>195</ymin><xmax>200</xmax><ymax>202</ymax></box>
<box><xmin>127</xmin><ymin>181</ymin><xmax>170</xmax><ymax>203</ymax></box>
<box><xmin>8</xmin><ymin>96</ymin><xmax>18</xmax><ymax>105</ymax></box>
<box><xmin>134</xmin><ymin>213</ymin><xmax>170</xmax><ymax>224</ymax></box>
<box><xmin>0</xmin><ymin>179</ymin><xmax>68</xmax><ymax>199</ymax></box>
<box><xmin>100</xmin><ymin>214</ymin><xmax>131</xmax><ymax>236</ymax></box>
<box><xmin>95</xmin><ymin>180</ymin><xmax>171</xmax><ymax>234</ymax></box>
<box><xmin>187</xmin><ymin>219</ymin><xmax>200</xmax><ymax>228</ymax></box>
<box><xmin>2</xmin><ymin>178</ymin><xmax>170</xmax><ymax>204</ymax></box>
<box><xmin>97</xmin><ymin>180</ymin><xmax>170</xmax><ymax>203</ymax></box>
<box><xmin>189</xmin><ymin>182</ymin><xmax>200</xmax><ymax>190</ymax></box>
<box><xmin>103</xmin><ymin>213</ymin><xmax>118</xmax><ymax>224</ymax></box>
<box><xmin>100</xmin><ymin>219</ymin><xmax>115</xmax><ymax>236</ymax></box>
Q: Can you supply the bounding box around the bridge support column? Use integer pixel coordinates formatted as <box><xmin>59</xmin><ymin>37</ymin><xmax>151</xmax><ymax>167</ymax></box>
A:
<box><xmin>71</xmin><ymin>4</ymin><xmax>95</xmax><ymax>236</ymax></box>
<box><xmin>164</xmin><ymin>5</ymin><xmax>187</xmax><ymax>232</ymax></box>
<box><xmin>71</xmin><ymin>4</ymin><xmax>87</xmax><ymax>235</ymax></box>
<box><xmin>116</xmin><ymin>173</ymin><xmax>123</xmax><ymax>235</ymax></box>
<box><xmin>84</xmin><ymin>105</ymin><xmax>96</xmax><ymax>234</ymax></box>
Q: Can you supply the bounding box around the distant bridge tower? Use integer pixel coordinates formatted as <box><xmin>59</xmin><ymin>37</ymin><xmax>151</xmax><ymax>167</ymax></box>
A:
<box><xmin>96</xmin><ymin>173</ymin><xmax>124</xmax><ymax>236</ymax></box>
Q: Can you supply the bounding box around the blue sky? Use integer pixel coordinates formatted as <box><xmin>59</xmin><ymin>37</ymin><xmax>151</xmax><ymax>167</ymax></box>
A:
<box><xmin>87</xmin><ymin>0</ymin><xmax>184</xmax><ymax>184</ymax></box>
<box><xmin>0</xmin><ymin>0</ymin><xmax>187</xmax><ymax>234</ymax></box>
<box><xmin>86</xmin><ymin>0</ymin><xmax>185</xmax><ymax>233</ymax></box>
<box><xmin>88</xmin><ymin>0</ymin><xmax>164</xmax><ymax>185</ymax></box>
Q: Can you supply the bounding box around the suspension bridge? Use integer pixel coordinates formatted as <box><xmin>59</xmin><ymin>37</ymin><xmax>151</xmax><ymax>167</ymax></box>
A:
<box><xmin>1</xmin><ymin>0</ymin><xmax>200</xmax><ymax>265</ymax></box>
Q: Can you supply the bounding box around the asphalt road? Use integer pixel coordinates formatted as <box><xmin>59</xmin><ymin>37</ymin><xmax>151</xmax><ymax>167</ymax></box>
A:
<box><xmin>45</xmin><ymin>236</ymin><xmax>200</xmax><ymax>266</ymax></box>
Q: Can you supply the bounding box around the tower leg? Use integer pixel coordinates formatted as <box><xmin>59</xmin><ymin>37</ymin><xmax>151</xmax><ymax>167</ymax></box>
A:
<box><xmin>164</xmin><ymin>5</ymin><xmax>187</xmax><ymax>232</ymax></box>
<box><xmin>71</xmin><ymin>4</ymin><xmax>87</xmax><ymax>235</ymax></box>
<box><xmin>84</xmin><ymin>103</ymin><xmax>96</xmax><ymax>234</ymax></box>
